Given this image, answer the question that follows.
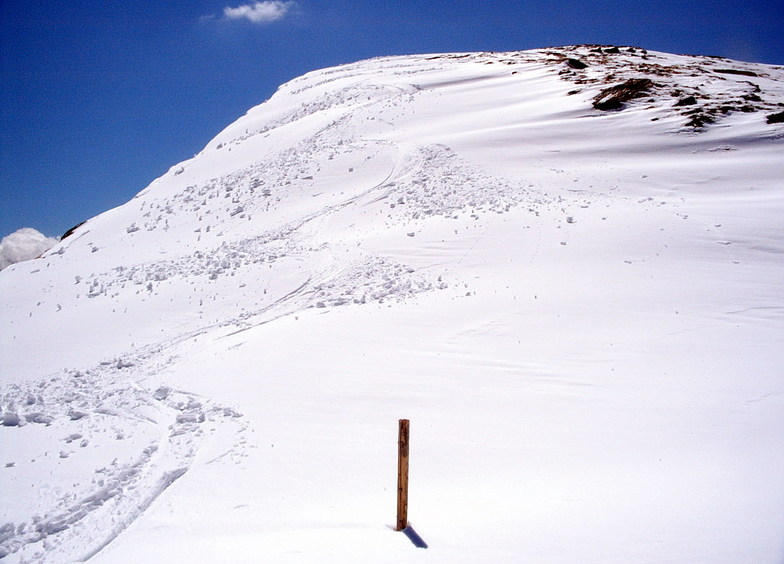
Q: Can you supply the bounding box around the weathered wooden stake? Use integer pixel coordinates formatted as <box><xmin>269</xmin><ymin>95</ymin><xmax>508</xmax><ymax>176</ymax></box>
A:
<box><xmin>396</xmin><ymin>418</ymin><xmax>410</xmax><ymax>531</ymax></box>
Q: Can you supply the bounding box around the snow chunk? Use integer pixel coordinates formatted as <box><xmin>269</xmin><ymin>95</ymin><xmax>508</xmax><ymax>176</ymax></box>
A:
<box><xmin>1</xmin><ymin>413</ymin><xmax>20</xmax><ymax>427</ymax></box>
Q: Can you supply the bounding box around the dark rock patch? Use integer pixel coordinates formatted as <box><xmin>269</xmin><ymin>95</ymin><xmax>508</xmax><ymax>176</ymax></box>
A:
<box><xmin>61</xmin><ymin>220</ymin><xmax>86</xmax><ymax>241</ymax></box>
<box><xmin>593</xmin><ymin>78</ymin><xmax>656</xmax><ymax>110</ymax></box>
<box><xmin>767</xmin><ymin>111</ymin><xmax>784</xmax><ymax>124</ymax></box>
<box><xmin>714</xmin><ymin>68</ymin><xmax>759</xmax><ymax>77</ymax></box>
<box><xmin>674</xmin><ymin>96</ymin><xmax>698</xmax><ymax>106</ymax></box>
<box><xmin>566</xmin><ymin>58</ymin><xmax>588</xmax><ymax>70</ymax></box>
<box><xmin>684</xmin><ymin>111</ymin><xmax>715</xmax><ymax>128</ymax></box>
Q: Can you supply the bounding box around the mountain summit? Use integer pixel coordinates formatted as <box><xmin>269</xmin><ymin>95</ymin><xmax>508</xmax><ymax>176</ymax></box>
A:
<box><xmin>2</xmin><ymin>46</ymin><xmax>783</xmax><ymax>562</ymax></box>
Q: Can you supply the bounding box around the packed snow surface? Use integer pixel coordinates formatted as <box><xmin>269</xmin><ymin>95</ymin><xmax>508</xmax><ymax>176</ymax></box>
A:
<box><xmin>2</xmin><ymin>46</ymin><xmax>784</xmax><ymax>562</ymax></box>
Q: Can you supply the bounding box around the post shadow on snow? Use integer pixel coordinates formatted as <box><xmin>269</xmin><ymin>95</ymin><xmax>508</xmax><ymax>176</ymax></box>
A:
<box><xmin>387</xmin><ymin>523</ymin><xmax>428</xmax><ymax>548</ymax></box>
<box><xmin>402</xmin><ymin>524</ymin><xmax>428</xmax><ymax>549</ymax></box>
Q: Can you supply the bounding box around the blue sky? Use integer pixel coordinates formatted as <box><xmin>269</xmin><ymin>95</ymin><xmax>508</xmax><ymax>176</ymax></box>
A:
<box><xmin>2</xmin><ymin>0</ymin><xmax>782</xmax><ymax>238</ymax></box>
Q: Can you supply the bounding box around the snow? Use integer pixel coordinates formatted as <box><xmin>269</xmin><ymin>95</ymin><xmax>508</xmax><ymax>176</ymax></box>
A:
<box><xmin>1</xmin><ymin>46</ymin><xmax>784</xmax><ymax>562</ymax></box>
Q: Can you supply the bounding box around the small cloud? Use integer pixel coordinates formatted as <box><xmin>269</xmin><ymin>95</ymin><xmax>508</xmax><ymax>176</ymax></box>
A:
<box><xmin>0</xmin><ymin>228</ymin><xmax>59</xmax><ymax>271</ymax></box>
<box><xmin>221</xmin><ymin>1</ymin><xmax>295</xmax><ymax>24</ymax></box>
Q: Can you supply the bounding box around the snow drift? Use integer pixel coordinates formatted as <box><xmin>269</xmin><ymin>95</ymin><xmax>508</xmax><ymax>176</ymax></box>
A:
<box><xmin>1</xmin><ymin>45</ymin><xmax>783</xmax><ymax>563</ymax></box>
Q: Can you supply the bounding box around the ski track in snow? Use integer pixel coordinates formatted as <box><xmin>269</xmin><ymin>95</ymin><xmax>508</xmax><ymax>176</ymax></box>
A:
<box><xmin>0</xmin><ymin>343</ymin><xmax>245</xmax><ymax>561</ymax></box>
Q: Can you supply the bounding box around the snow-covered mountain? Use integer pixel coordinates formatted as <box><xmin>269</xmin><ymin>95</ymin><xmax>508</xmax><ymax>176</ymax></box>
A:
<box><xmin>2</xmin><ymin>45</ymin><xmax>783</xmax><ymax>563</ymax></box>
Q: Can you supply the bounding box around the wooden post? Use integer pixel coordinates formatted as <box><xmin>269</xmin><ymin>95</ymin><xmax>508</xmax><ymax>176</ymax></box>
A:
<box><xmin>396</xmin><ymin>418</ymin><xmax>410</xmax><ymax>531</ymax></box>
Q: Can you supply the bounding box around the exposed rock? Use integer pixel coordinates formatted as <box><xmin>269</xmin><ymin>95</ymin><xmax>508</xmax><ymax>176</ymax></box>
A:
<box><xmin>684</xmin><ymin>112</ymin><xmax>715</xmax><ymax>128</ymax></box>
<box><xmin>767</xmin><ymin>111</ymin><xmax>784</xmax><ymax>124</ymax></box>
<box><xmin>593</xmin><ymin>78</ymin><xmax>656</xmax><ymax>110</ymax></box>
<box><xmin>714</xmin><ymin>68</ymin><xmax>759</xmax><ymax>77</ymax></box>
<box><xmin>674</xmin><ymin>96</ymin><xmax>698</xmax><ymax>106</ymax></box>
<box><xmin>60</xmin><ymin>221</ymin><xmax>86</xmax><ymax>241</ymax></box>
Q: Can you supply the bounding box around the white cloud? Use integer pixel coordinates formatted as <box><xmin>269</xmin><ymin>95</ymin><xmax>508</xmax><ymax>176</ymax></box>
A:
<box><xmin>0</xmin><ymin>228</ymin><xmax>59</xmax><ymax>271</ymax></box>
<box><xmin>222</xmin><ymin>1</ymin><xmax>295</xmax><ymax>24</ymax></box>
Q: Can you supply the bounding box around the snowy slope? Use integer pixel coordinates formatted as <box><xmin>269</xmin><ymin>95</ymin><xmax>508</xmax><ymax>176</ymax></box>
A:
<box><xmin>2</xmin><ymin>45</ymin><xmax>784</xmax><ymax>563</ymax></box>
